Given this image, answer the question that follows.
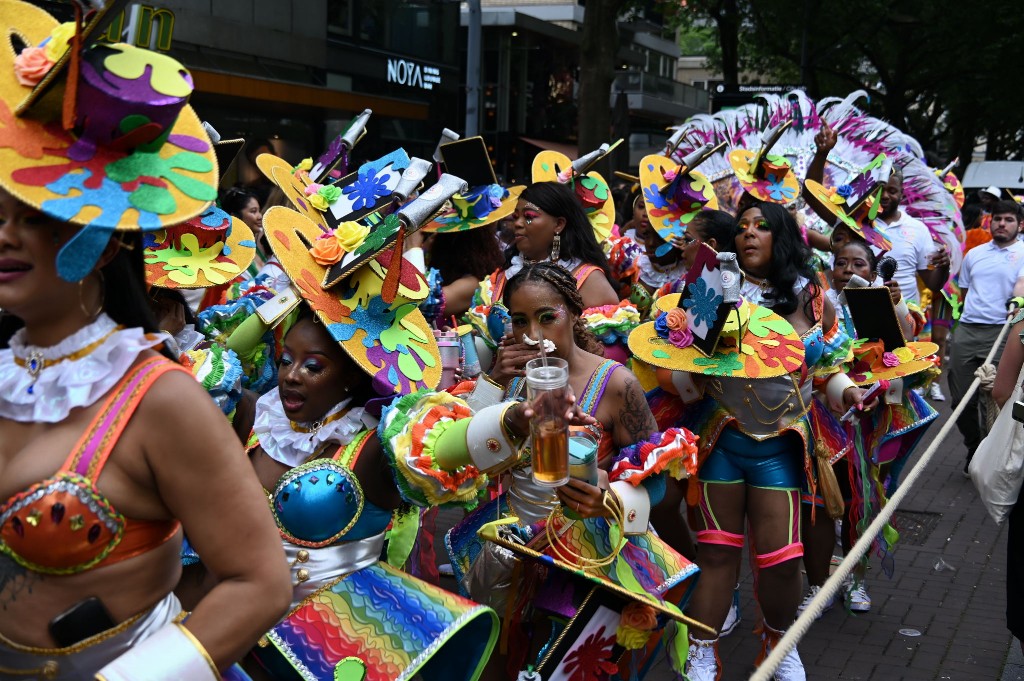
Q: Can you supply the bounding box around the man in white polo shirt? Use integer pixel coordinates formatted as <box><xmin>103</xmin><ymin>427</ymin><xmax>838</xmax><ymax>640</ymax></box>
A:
<box><xmin>951</xmin><ymin>200</ymin><xmax>1024</xmax><ymax>473</ymax></box>
<box><xmin>876</xmin><ymin>167</ymin><xmax>950</xmax><ymax>309</ymax></box>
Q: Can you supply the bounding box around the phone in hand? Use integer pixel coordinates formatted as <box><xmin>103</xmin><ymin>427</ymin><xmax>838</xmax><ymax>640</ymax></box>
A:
<box><xmin>1012</xmin><ymin>400</ymin><xmax>1024</xmax><ymax>424</ymax></box>
<box><xmin>49</xmin><ymin>597</ymin><xmax>117</xmax><ymax>647</ymax></box>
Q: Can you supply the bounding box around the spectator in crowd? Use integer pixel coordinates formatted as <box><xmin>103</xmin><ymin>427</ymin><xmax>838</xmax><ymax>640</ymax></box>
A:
<box><xmin>951</xmin><ymin>200</ymin><xmax>1024</xmax><ymax>474</ymax></box>
<box><xmin>876</xmin><ymin>168</ymin><xmax>950</xmax><ymax>308</ymax></box>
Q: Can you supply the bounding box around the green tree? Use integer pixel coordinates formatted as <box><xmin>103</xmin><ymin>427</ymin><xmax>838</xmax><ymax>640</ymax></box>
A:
<box><xmin>672</xmin><ymin>0</ymin><xmax>1024</xmax><ymax>164</ymax></box>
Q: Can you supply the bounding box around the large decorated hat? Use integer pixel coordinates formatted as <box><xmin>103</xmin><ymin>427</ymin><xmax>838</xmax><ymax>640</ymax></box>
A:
<box><xmin>628</xmin><ymin>243</ymin><xmax>804</xmax><ymax>378</ymax></box>
<box><xmin>629</xmin><ymin>295</ymin><xmax>804</xmax><ymax>379</ymax></box>
<box><xmin>144</xmin><ymin>206</ymin><xmax>256</xmax><ymax>289</ymax></box>
<box><xmin>0</xmin><ymin>0</ymin><xmax>219</xmax><ymax>282</ymax></box>
<box><xmin>804</xmin><ymin>154</ymin><xmax>893</xmax><ymax>253</ymax></box>
<box><xmin>532</xmin><ymin>140</ymin><xmax>621</xmax><ymax>242</ymax></box>
<box><xmin>727</xmin><ymin>121</ymin><xmax>800</xmax><ymax>204</ymax></box>
<box><xmin>842</xmin><ymin>286</ymin><xmax>938</xmax><ymax>385</ymax></box>
<box><xmin>639</xmin><ymin>142</ymin><xmax>722</xmax><ymax>252</ymax></box>
<box><xmin>422</xmin><ymin>135</ymin><xmax>524</xmax><ymax>233</ymax></box>
<box><xmin>261</xmin><ymin>172</ymin><xmax>467</xmax><ymax>395</ymax></box>
<box><xmin>145</xmin><ymin>129</ymin><xmax>256</xmax><ymax>289</ymax></box>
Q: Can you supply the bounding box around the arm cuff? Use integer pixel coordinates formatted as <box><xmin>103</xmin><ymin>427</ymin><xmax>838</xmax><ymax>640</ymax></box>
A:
<box><xmin>466</xmin><ymin>403</ymin><xmax>521</xmax><ymax>475</ymax></box>
<box><xmin>825</xmin><ymin>372</ymin><xmax>856</xmax><ymax>412</ymax></box>
<box><xmin>610</xmin><ymin>481</ymin><xmax>651</xmax><ymax>535</ymax></box>
<box><xmin>96</xmin><ymin>621</ymin><xmax>219</xmax><ymax>681</ymax></box>
<box><xmin>464</xmin><ymin>374</ymin><xmax>505</xmax><ymax>412</ymax></box>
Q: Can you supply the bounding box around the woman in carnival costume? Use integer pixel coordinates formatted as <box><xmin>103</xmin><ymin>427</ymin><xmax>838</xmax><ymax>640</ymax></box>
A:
<box><xmin>445</xmin><ymin>262</ymin><xmax>702</xmax><ymax>679</ymax></box>
<box><xmin>196</xmin><ymin>156</ymin><xmax>508</xmax><ymax>680</ymax></box>
<box><xmin>469</xmin><ymin>143</ymin><xmax>638</xmax><ymax>366</ymax></box>
<box><xmin>631</xmin><ymin>161</ymin><xmax>869</xmax><ymax>678</ymax></box>
<box><xmin>807</xmin><ymin>237</ymin><xmax>937</xmax><ymax>614</ymax></box>
<box><xmin>415</xmin><ymin>138</ymin><xmax>521</xmax><ymax>325</ymax></box>
<box><xmin>0</xmin><ymin>2</ymin><xmax>291</xmax><ymax>677</ymax></box>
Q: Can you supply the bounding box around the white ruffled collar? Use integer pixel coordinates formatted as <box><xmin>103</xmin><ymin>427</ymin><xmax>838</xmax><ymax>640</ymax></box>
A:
<box><xmin>506</xmin><ymin>254</ymin><xmax>583</xmax><ymax>280</ymax></box>
<box><xmin>0</xmin><ymin>314</ymin><xmax>168</xmax><ymax>423</ymax></box>
<box><xmin>253</xmin><ymin>388</ymin><xmax>376</xmax><ymax>468</ymax></box>
<box><xmin>637</xmin><ymin>253</ymin><xmax>686</xmax><ymax>289</ymax></box>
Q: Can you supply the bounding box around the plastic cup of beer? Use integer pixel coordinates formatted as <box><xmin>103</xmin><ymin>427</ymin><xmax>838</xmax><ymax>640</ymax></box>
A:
<box><xmin>526</xmin><ymin>357</ymin><xmax>570</xmax><ymax>487</ymax></box>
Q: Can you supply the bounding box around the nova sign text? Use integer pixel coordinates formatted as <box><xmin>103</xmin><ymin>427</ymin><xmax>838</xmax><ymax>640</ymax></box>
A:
<box><xmin>386</xmin><ymin>59</ymin><xmax>441</xmax><ymax>91</ymax></box>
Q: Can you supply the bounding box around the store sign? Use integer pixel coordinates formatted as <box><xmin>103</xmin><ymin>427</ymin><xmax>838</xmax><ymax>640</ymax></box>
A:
<box><xmin>386</xmin><ymin>58</ymin><xmax>441</xmax><ymax>91</ymax></box>
<box><xmin>100</xmin><ymin>4</ymin><xmax>175</xmax><ymax>52</ymax></box>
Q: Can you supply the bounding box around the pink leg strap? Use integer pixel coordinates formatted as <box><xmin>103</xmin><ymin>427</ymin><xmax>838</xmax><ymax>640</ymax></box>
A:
<box><xmin>755</xmin><ymin>542</ymin><xmax>804</xmax><ymax>568</ymax></box>
<box><xmin>697</xmin><ymin>529</ymin><xmax>745</xmax><ymax>548</ymax></box>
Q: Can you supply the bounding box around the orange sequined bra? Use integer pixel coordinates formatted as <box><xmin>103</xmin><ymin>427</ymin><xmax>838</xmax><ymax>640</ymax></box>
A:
<box><xmin>0</xmin><ymin>357</ymin><xmax>185</xmax><ymax>575</ymax></box>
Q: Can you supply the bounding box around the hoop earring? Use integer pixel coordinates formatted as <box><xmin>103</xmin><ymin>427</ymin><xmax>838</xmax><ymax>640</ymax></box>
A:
<box><xmin>78</xmin><ymin>271</ymin><xmax>105</xmax><ymax>319</ymax></box>
<box><xmin>550</xmin><ymin>233</ymin><xmax>561</xmax><ymax>261</ymax></box>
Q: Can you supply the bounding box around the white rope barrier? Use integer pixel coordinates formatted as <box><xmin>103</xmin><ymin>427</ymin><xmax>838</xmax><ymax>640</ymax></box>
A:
<box><xmin>750</xmin><ymin>317</ymin><xmax>1015</xmax><ymax>681</ymax></box>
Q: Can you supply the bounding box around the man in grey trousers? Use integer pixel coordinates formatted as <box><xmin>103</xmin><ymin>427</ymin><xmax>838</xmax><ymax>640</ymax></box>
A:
<box><xmin>950</xmin><ymin>200</ymin><xmax>1024</xmax><ymax>473</ymax></box>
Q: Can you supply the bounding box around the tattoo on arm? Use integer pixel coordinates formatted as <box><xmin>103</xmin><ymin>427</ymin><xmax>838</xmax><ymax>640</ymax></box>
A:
<box><xmin>0</xmin><ymin>553</ymin><xmax>39</xmax><ymax>610</ymax></box>
<box><xmin>618</xmin><ymin>377</ymin><xmax>657</xmax><ymax>445</ymax></box>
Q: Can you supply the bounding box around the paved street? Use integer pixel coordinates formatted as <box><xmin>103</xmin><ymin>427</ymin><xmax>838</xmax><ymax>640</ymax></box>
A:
<box><xmin>435</xmin><ymin>374</ymin><xmax>1019</xmax><ymax>679</ymax></box>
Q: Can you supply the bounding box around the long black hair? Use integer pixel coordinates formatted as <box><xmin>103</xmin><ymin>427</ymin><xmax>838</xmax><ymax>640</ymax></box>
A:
<box><xmin>506</xmin><ymin>182</ymin><xmax>612</xmax><ymax>279</ymax></box>
<box><xmin>503</xmin><ymin>261</ymin><xmax>604</xmax><ymax>355</ymax></box>
<box><xmin>689</xmin><ymin>209</ymin><xmax>737</xmax><ymax>251</ymax></box>
<box><xmin>430</xmin><ymin>227</ymin><xmax>504</xmax><ymax>283</ymax></box>
<box><xmin>220</xmin><ymin>185</ymin><xmax>260</xmax><ymax>218</ymax></box>
<box><xmin>745</xmin><ymin>202</ymin><xmax>819</xmax><ymax>319</ymax></box>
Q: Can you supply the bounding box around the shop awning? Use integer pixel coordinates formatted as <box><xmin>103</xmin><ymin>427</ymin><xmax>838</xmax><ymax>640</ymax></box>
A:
<box><xmin>519</xmin><ymin>136</ymin><xmax>578</xmax><ymax>160</ymax></box>
<box><xmin>190</xmin><ymin>69</ymin><xmax>428</xmax><ymax>120</ymax></box>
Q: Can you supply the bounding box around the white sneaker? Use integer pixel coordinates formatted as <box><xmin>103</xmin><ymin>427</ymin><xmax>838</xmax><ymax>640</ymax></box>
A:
<box><xmin>796</xmin><ymin>585</ymin><xmax>834</xmax><ymax>619</ymax></box>
<box><xmin>760</xmin><ymin>625</ymin><xmax>806</xmax><ymax>681</ymax></box>
<box><xmin>928</xmin><ymin>383</ymin><xmax>946</xmax><ymax>401</ymax></box>
<box><xmin>773</xmin><ymin>645</ymin><xmax>807</xmax><ymax>681</ymax></box>
<box><xmin>846</xmin><ymin>582</ymin><xmax>871</xmax><ymax>612</ymax></box>
<box><xmin>685</xmin><ymin>637</ymin><xmax>720</xmax><ymax>681</ymax></box>
<box><xmin>721</xmin><ymin>586</ymin><xmax>741</xmax><ymax>636</ymax></box>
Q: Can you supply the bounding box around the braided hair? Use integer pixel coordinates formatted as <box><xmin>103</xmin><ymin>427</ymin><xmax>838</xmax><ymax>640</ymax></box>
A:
<box><xmin>503</xmin><ymin>262</ymin><xmax>604</xmax><ymax>355</ymax></box>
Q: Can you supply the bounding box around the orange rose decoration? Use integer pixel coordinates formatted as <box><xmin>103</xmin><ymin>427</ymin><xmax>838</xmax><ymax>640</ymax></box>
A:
<box><xmin>310</xmin><ymin>233</ymin><xmax>344</xmax><ymax>265</ymax></box>
<box><xmin>665</xmin><ymin>307</ymin><xmax>688</xmax><ymax>332</ymax></box>
<box><xmin>14</xmin><ymin>47</ymin><xmax>54</xmax><ymax>87</ymax></box>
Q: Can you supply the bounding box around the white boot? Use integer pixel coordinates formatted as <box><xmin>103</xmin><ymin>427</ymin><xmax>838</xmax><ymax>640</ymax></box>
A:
<box><xmin>685</xmin><ymin>635</ymin><xmax>721</xmax><ymax>681</ymax></box>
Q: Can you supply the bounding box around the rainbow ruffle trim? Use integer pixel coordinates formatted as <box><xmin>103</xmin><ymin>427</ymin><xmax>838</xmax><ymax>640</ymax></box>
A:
<box><xmin>610</xmin><ymin>427</ymin><xmax>699</xmax><ymax>485</ymax></box>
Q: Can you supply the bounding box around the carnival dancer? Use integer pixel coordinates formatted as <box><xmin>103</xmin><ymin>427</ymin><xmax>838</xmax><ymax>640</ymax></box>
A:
<box><xmin>469</xmin><ymin>141</ymin><xmax>639</xmax><ymax>363</ymax></box>
<box><xmin>445</xmin><ymin>262</ymin><xmax>701</xmax><ymax>679</ymax></box>
<box><xmin>631</xmin><ymin>202</ymin><xmax>867</xmax><ymax>680</ymax></box>
<box><xmin>416</xmin><ymin>137</ymin><xmax>522</xmax><ymax>324</ymax></box>
<box><xmin>0</xmin><ymin>2</ymin><xmax>291</xmax><ymax>676</ymax></box>
<box><xmin>800</xmin><ymin>239</ymin><xmax>938</xmax><ymax>615</ymax></box>
<box><xmin>214</xmin><ymin>159</ymin><xmax>503</xmax><ymax>681</ymax></box>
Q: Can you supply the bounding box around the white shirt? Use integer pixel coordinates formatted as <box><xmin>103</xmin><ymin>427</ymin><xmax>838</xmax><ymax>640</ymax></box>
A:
<box><xmin>960</xmin><ymin>240</ymin><xmax>1024</xmax><ymax>324</ymax></box>
<box><xmin>877</xmin><ymin>212</ymin><xmax>933</xmax><ymax>306</ymax></box>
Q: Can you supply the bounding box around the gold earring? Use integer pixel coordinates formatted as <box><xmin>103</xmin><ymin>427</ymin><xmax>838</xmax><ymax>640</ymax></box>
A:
<box><xmin>550</xmin><ymin>233</ymin><xmax>561</xmax><ymax>261</ymax></box>
<box><xmin>78</xmin><ymin>271</ymin><xmax>105</xmax><ymax>319</ymax></box>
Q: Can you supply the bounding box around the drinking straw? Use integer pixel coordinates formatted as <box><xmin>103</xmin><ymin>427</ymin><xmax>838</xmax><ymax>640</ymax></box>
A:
<box><xmin>538</xmin><ymin>330</ymin><xmax>548</xmax><ymax>369</ymax></box>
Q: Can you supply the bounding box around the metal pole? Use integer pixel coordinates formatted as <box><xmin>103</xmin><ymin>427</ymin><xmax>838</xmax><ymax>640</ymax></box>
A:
<box><xmin>465</xmin><ymin>0</ymin><xmax>481</xmax><ymax>137</ymax></box>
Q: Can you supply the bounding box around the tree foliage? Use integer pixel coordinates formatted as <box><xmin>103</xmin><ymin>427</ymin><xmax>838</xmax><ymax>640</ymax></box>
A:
<box><xmin>670</xmin><ymin>0</ymin><xmax>1024</xmax><ymax>165</ymax></box>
